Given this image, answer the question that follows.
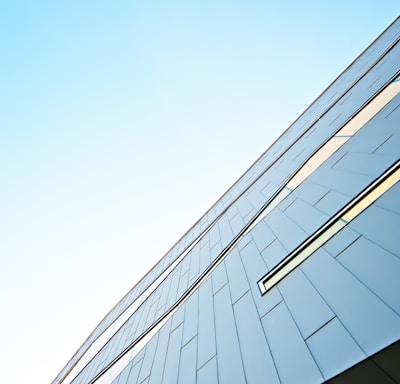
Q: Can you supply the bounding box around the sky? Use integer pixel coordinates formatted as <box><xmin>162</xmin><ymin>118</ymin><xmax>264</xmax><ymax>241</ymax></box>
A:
<box><xmin>0</xmin><ymin>2</ymin><xmax>398</xmax><ymax>383</ymax></box>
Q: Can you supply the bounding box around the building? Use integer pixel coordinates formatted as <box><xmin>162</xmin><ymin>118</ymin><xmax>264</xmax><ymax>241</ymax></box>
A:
<box><xmin>53</xmin><ymin>17</ymin><xmax>400</xmax><ymax>384</ymax></box>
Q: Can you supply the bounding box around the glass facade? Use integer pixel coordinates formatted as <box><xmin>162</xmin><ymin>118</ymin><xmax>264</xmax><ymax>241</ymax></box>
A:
<box><xmin>54</xmin><ymin>17</ymin><xmax>400</xmax><ymax>384</ymax></box>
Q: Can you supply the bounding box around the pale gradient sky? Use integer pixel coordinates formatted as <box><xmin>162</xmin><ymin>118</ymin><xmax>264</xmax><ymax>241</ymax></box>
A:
<box><xmin>0</xmin><ymin>2</ymin><xmax>399</xmax><ymax>383</ymax></box>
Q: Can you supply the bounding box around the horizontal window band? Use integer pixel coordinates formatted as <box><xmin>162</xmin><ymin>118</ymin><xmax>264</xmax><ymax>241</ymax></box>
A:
<box><xmin>287</xmin><ymin>80</ymin><xmax>400</xmax><ymax>191</ymax></box>
<box><xmin>342</xmin><ymin>168</ymin><xmax>400</xmax><ymax>222</ymax></box>
<box><xmin>258</xmin><ymin>162</ymin><xmax>400</xmax><ymax>295</ymax></box>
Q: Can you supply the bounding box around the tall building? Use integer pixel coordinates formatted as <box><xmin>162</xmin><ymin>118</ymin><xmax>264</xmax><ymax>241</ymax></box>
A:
<box><xmin>54</xmin><ymin>18</ymin><xmax>400</xmax><ymax>384</ymax></box>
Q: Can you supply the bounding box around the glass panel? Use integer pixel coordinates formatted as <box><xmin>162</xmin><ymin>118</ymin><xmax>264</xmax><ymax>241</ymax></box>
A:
<box><xmin>287</xmin><ymin>137</ymin><xmax>348</xmax><ymax>190</ymax></box>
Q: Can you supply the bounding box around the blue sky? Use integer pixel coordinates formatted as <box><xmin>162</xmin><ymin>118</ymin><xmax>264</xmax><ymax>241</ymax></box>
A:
<box><xmin>0</xmin><ymin>2</ymin><xmax>399</xmax><ymax>383</ymax></box>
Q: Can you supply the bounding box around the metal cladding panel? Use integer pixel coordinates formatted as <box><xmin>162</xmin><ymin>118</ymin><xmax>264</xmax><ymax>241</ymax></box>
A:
<box><xmin>306</xmin><ymin>318</ymin><xmax>366</xmax><ymax>381</ymax></box>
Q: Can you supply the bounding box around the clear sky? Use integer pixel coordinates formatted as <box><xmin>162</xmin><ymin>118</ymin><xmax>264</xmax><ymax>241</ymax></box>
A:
<box><xmin>0</xmin><ymin>1</ymin><xmax>398</xmax><ymax>383</ymax></box>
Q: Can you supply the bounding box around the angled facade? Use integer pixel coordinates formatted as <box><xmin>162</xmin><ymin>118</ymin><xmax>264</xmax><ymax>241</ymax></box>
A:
<box><xmin>54</xmin><ymin>18</ymin><xmax>400</xmax><ymax>384</ymax></box>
